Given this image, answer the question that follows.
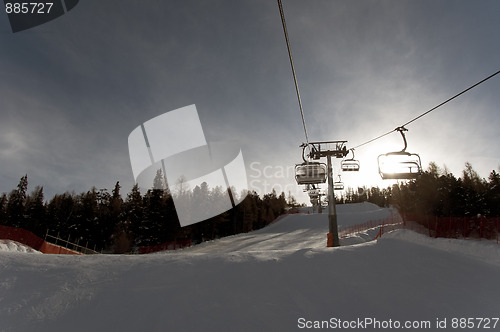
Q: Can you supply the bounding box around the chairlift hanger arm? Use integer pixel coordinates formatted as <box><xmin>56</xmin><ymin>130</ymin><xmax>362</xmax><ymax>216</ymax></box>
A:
<box><xmin>301</xmin><ymin>143</ymin><xmax>320</xmax><ymax>162</ymax></box>
<box><xmin>395</xmin><ymin>126</ymin><xmax>408</xmax><ymax>152</ymax></box>
<box><xmin>344</xmin><ymin>148</ymin><xmax>355</xmax><ymax>160</ymax></box>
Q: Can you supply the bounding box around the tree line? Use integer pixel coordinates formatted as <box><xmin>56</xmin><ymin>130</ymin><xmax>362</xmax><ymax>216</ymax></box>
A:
<box><xmin>3</xmin><ymin>162</ymin><xmax>497</xmax><ymax>252</ymax></box>
<box><xmin>0</xmin><ymin>172</ymin><xmax>288</xmax><ymax>253</ymax></box>
<box><xmin>340</xmin><ymin>162</ymin><xmax>500</xmax><ymax>218</ymax></box>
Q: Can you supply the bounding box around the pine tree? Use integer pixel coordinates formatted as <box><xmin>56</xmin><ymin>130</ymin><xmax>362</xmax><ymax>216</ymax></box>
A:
<box><xmin>74</xmin><ymin>189</ymin><xmax>100</xmax><ymax>250</ymax></box>
<box><xmin>0</xmin><ymin>193</ymin><xmax>7</xmax><ymax>225</ymax></box>
<box><xmin>242</xmin><ymin>191</ymin><xmax>259</xmax><ymax>231</ymax></box>
<box><xmin>110</xmin><ymin>182</ymin><xmax>131</xmax><ymax>253</ymax></box>
<box><xmin>46</xmin><ymin>192</ymin><xmax>76</xmax><ymax>238</ymax></box>
<box><xmin>97</xmin><ymin>185</ymin><xmax>126</xmax><ymax>251</ymax></box>
<box><xmin>110</xmin><ymin>182</ymin><xmax>123</xmax><ymax>218</ymax></box>
<box><xmin>153</xmin><ymin>169</ymin><xmax>165</xmax><ymax>190</ymax></box>
<box><xmin>368</xmin><ymin>187</ymin><xmax>386</xmax><ymax>207</ymax></box>
<box><xmin>124</xmin><ymin>183</ymin><xmax>143</xmax><ymax>248</ymax></box>
<box><xmin>141</xmin><ymin>183</ymin><xmax>165</xmax><ymax>246</ymax></box>
<box><xmin>414</xmin><ymin>169</ymin><xmax>440</xmax><ymax>216</ymax></box>
<box><xmin>208</xmin><ymin>186</ymin><xmax>231</xmax><ymax>238</ymax></box>
<box><xmin>462</xmin><ymin>162</ymin><xmax>487</xmax><ymax>216</ymax></box>
<box><xmin>286</xmin><ymin>190</ymin><xmax>298</xmax><ymax>208</ymax></box>
<box><xmin>486</xmin><ymin>170</ymin><xmax>500</xmax><ymax>216</ymax></box>
<box><xmin>25</xmin><ymin>186</ymin><xmax>46</xmax><ymax>236</ymax></box>
<box><xmin>6</xmin><ymin>175</ymin><xmax>28</xmax><ymax>227</ymax></box>
<box><xmin>163</xmin><ymin>192</ymin><xmax>180</xmax><ymax>241</ymax></box>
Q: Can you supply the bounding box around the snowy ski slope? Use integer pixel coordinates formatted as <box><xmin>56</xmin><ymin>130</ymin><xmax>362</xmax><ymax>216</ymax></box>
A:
<box><xmin>1</xmin><ymin>203</ymin><xmax>499</xmax><ymax>332</ymax></box>
<box><xmin>184</xmin><ymin>202</ymin><xmax>395</xmax><ymax>253</ymax></box>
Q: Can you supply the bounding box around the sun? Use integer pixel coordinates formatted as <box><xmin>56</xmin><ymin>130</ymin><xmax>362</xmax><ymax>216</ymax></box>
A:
<box><xmin>331</xmin><ymin>148</ymin><xmax>406</xmax><ymax>195</ymax></box>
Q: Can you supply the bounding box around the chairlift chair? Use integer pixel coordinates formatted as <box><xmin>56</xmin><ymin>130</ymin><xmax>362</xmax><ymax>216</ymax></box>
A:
<box><xmin>378</xmin><ymin>153</ymin><xmax>422</xmax><ymax>179</ymax></box>
<box><xmin>377</xmin><ymin>127</ymin><xmax>422</xmax><ymax>180</ymax></box>
<box><xmin>303</xmin><ymin>184</ymin><xmax>314</xmax><ymax>192</ymax></box>
<box><xmin>334</xmin><ymin>175</ymin><xmax>344</xmax><ymax>190</ymax></box>
<box><xmin>334</xmin><ymin>183</ymin><xmax>344</xmax><ymax>190</ymax></box>
<box><xmin>295</xmin><ymin>162</ymin><xmax>327</xmax><ymax>185</ymax></box>
<box><xmin>341</xmin><ymin>149</ymin><xmax>360</xmax><ymax>172</ymax></box>
<box><xmin>308</xmin><ymin>189</ymin><xmax>319</xmax><ymax>198</ymax></box>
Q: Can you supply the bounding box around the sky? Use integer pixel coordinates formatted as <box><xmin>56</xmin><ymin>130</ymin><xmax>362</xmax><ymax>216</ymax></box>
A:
<box><xmin>0</xmin><ymin>0</ymin><xmax>499</xmax><ymax>204</ymax></box>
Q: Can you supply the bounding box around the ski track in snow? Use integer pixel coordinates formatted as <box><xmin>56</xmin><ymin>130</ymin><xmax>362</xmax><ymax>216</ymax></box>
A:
<box><xmin>1</xmin><ymin>202</ymin><xmax>499</xmax><ymax>332</ymax></box>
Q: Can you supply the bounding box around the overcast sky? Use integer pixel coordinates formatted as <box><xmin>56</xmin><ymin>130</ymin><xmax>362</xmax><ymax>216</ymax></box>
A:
<box><xmin>1</xmin><ymin>0</ymin><xmax>499</xmax><ymax>203</ymax></box>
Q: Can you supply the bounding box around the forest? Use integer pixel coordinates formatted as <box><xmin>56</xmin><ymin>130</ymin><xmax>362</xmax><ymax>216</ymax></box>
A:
<box><xmin>0</xmin><ymin>171</ymin><xmax>288</xmax><ymax>253</ymax></box>
<box><xmin>341</xmin><ymin>162</ymin><xmax>500</xmax><ymax>218</ymax></box>
<box><xmin>1</xmin><ymin>162</ymin><xmax>499</xmax><ymax>253</ymax></box>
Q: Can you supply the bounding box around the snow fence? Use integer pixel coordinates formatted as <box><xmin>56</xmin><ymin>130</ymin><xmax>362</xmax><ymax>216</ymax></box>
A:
<box><xmin>0</xmin><ymin>225</ymin><xmax>83</xmax><ymax>255</ymax></box>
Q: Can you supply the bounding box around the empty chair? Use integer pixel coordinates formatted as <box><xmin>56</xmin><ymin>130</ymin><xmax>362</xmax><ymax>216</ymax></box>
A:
<box><xmin>295</xmin><ymin>162</ymin><xmax>327</xmax><ymax>185</ymax></box>
<box><xmin>334</xmin><ymin>175</ymin><xmax>344</xmax><ymax>190</ymax></box>
<box><xmin>334</xmin><ymin>182</ymin><xmax>344</xmax><ymax>190</ymax></box>
<box><xmin>341</xmin><ymin>160</ymin><xmax>360</xmax><ymax>171</ymax></box>
<box><xmin>377</xmin><ymin>127</ymin><xmax>422</xmax><ymax>180</ymax></box>
<box><xmin>378</xmin><ymin>152</ymin><xmax>422</xmax><ymax>179</ymax></box>
<box><xmin>341</xmin><ymin>149</ymin><xmax>360</xmax><ymax>172</ymax></box>
<box><xmin>308</xmin><ymin>189</ymin><xmax>320</xmax><ymax>198</ymax></box>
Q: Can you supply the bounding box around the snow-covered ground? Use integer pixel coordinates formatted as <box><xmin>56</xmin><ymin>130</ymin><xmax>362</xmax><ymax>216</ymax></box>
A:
<box><xmin>1</xmin><ymin>203</ymin><xmax>499</xmax><ymax>332</ymax></box>
<box><xmin>0</xmin><ymin>240</ymin><xmax>41</xmax><ymax>254</ymax></box>
<box><xmin>184</xmin><ymin>202</ymin><xmax>396</xmax><ymax>253</ymax></box>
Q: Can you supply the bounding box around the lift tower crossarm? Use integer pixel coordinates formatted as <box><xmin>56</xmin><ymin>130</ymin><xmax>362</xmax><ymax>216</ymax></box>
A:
<box><xmin>302</xmin><ymin>141</ymin><xmax>348</xmax><ymax>160</ymax></box>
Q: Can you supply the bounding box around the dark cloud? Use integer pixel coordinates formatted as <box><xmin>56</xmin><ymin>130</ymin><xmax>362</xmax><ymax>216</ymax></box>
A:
<box><xmin>0</xmin><ymin>0</ymin><xmax>499</xmax><ymax>203</ymax></box>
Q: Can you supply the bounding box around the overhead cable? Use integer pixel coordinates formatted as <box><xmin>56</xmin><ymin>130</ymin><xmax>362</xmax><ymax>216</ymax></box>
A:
<box><xmin>352</xmin><ymin>69</ymin><xmax>500</xmax><ymax>150</ymax></box>
<box><xmin>277</xmin><ymin>0</ymin><xmax>310</xmax><ymax>146</ymax></box>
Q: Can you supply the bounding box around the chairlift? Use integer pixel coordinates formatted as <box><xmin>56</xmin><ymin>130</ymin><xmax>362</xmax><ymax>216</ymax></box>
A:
<box><xmin>308</xmin><ymin>189</ymin><xmax>320</xmax><ymax>198</ymax></box>
<box><xmin>341</xmin><ymin>149</ymin><xmax>360</xmax><ymax>172</ymax></box>
<box><xmin>303</xmin><ymin>184</ymin><xmax>319</xmax><ymax>192</ymax></box>
<box><xmin>295</xmin><ymin>162</ymin><xmax>327</xmax><ymax>185</ymax></box>
<box><xmin>334</xmin><ymin>175</ymin><xmax>344</xmax><ymax>190</ymax></box>
<box><xmin>377</xmin><ymin>127</ymin><xmax>422</xmax><ymax>180</ymax></box>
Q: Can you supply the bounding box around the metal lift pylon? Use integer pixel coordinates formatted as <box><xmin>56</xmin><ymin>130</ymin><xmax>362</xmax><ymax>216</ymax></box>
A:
<box><xmin>326</xmin><ymin>154</ymin><xmax>340</xmax><ymax>247</ymax></box>
<box><xmin>300</xmin><ymin>141</ymin><xmax>348</xmax><ymax>247</ymax></box>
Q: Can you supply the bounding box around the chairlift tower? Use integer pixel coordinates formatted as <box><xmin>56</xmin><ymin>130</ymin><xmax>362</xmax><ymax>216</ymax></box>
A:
<box><xmin>318</xmin><ymin>192</ymin><xmax>323</xmax><ymax>214</ymax></box>
<box><xmin>302</xmin><ymin>141</ymin><xmax>348</xmax><ymax>247</ymax></box>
